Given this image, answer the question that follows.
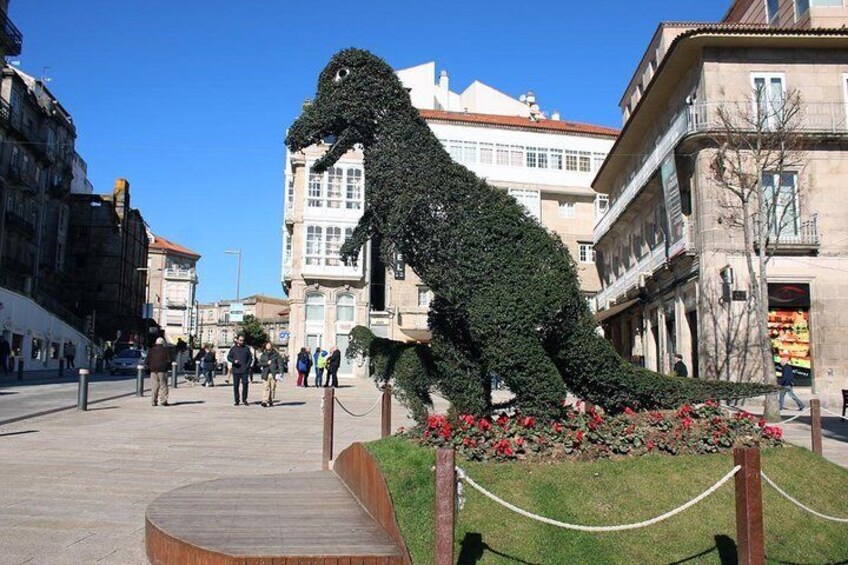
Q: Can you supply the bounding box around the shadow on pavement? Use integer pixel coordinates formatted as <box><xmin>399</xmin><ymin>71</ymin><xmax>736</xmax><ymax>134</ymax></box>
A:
<box><xmin>88</xmin><ymin>406</ymin><xmax>120</xmax><ymax>412</ymax></box>
<box><xmin>165</xmin><ymin>400</ymin><xmax>206</xmax><ymax>406</ymax></box>
<box><xmin>0</xmin><ymin>391</ymin><xmax>18</xmax><ymax>395</ymax></box>
<box><xmin>269</xmin><ymin>402</ymin><xmax>306</xmax><ymax>407</ymax></box>
<box><xmin>0</xmin><ymin>429</ymin><xmax>39</xmax><ymax>438</ymax></box>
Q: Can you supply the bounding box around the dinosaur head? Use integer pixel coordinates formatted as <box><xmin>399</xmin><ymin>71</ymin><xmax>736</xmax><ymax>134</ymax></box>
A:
<box><xmin>286</xmin><ymin>48</ymin><xmax>409</xmax><ymax>173</ymax></box>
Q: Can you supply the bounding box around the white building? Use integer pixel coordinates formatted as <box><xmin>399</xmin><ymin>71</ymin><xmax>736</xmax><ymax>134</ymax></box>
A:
<box><xmin>145</xmin><ymin>232</ymin><xmax>200</xmax><ymax>345</ymax></box>
<box><xmin>283</xmin><ymin>62</ymin><xmax>618</xmax><ymax>378</ymax></box>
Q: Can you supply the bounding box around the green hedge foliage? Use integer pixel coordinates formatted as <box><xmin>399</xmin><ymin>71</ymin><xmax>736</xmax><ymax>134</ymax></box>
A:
<box><xmin>289</xmin><ymin>48</ymin><xmax>777</xmax><ymax>419</ymax></box>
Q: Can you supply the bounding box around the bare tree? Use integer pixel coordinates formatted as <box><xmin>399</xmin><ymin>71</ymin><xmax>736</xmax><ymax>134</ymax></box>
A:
<box><xmin>707</xmin><ymin>87</ymin><xmax>807</xmax><ymax>420</ymax></box>
<box><xmin>699</xmin><ymin>273</ymin><xmax>757</xmax><ymax>384</ymax></box>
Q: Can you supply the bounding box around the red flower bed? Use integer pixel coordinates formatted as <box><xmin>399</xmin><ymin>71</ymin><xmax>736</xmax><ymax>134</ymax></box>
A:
<box><xmin>407</xmin><ymin>400</ymin><xmax>783</xmax><ymax>462</ymax></box>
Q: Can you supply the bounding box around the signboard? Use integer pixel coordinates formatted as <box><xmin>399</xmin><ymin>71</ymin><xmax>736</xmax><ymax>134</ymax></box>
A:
<box><xmin>278</xmin><ymin>330</ymin><xmax>290</xmax><ymax>339</ymax></box>
<box><xmin>768</xmin><ymin>283</ymin><xmax>812</xmax><ymax>386</ymax></box>
<box><xmin>229</xmin><ymin>302</ymin><xmax>244</xmax><ymax>323</ymax></box>
<box><xmin>659</xmin><ymin>153</ymin><xmax>687</xmax><ymax>260</ymax></box>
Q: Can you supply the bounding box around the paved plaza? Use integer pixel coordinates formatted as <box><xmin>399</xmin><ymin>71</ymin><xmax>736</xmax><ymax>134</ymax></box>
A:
<box><xmin>0</xmin><ymin>375</ymin><xmax>418</xmax><ymax>565</ymax></box>
<box><xmin>0</xmin><ymin>376</ymin><xmax>845</xmax><ymax>564</ymax></box>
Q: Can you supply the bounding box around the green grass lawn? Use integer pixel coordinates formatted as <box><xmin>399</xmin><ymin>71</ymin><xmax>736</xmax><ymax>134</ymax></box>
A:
<box><xmin>367</xmin><ymin>437</ymin><xmax>848</xmax><ymax>565</ymax></box>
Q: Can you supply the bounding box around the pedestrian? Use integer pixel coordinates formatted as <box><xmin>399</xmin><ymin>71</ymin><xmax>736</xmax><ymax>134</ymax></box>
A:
<box><xmin>296</xmin><ymin>347</ymin><xmax>310</xmax><ymax>387</ymax></box>
<box><xmin>311</xmin><ymin>347</ymin><xmax>322</xmax><ymax>388</ymax></box>
<box><xmin>227</xmin><ymin>335</ymin><xmax>253</xmax><ymax>406</ymax></box>
<box><xmin>778</xmin><ymin>354</ymin><xmax>805</xmax><ymax>411</ymax></box>
<box><xmin>325</xmin><ymin>345</ymin><xmax>341</xmax><ymax>388</ymax></box>
<box><xmin>672</xmin><ymin>354</ymin><xmax>688</xmax><ymax>378</ymax></box>
<box><xmin>259</xmin><ymin>342</ymin><xmax>282</xmax><ymax>407</ymax></box>
<box><xmin>103</xmin><ymin>344</ymin><xmax>115</xmax><ymax>373</ymax></box>
<box><xmin>64</xmin><ymin>341</ymin><xmax>76</xmax><ymax>369</ymax></box>
<box><xmin>0</xmin><ymin>335</ymin><xmax>10</xmax><ymax>376</ymax></box>
<box><xmin>315</xmin><ymin>348</ymin><xmax>329</xmax><ymax>388</ymax></box>
<box><xmin>202</xmin><ymin>344</ymin><xmax>216</xmax><ymax>387</ymax></box>
<box><xmin>146</xmin><ymin>337</ymin><xmax>172</xmax><ymax>407</ymax></box>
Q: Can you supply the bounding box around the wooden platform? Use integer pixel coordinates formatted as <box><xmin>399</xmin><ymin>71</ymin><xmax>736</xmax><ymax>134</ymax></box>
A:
<box><xmin>145</xmin><ymin>472</ymin><xmax>405</xmax><ymax>564</ymax></box>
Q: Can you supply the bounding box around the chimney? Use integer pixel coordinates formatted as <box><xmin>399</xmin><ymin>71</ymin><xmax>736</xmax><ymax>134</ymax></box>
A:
<box><xmin>113</xmin><ymin>178</ymin><xmax>130</xmax><ymax>222</ymax></box>
<box><xmin>438</xmin><ymin>69</ymin><xmax>450</xmax><ymax>111</ymax></box>
<box><xmin>551</xmin><ymin>110</ymin><xmax>561</xmax><ymax>121</ymax></box>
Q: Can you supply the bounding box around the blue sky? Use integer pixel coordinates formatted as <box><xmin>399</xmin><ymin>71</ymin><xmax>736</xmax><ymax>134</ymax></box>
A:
<box><xmin>9</xmin><ymin>1</ymin><xmax>725</xmax><ymax>302</ymax></box>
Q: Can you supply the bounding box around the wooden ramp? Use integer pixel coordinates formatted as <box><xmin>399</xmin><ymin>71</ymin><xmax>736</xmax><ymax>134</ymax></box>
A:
<box><xmin>145</xmin><ymin>471</ymin><xmax>406</xmax><ymax>564</ymax></box>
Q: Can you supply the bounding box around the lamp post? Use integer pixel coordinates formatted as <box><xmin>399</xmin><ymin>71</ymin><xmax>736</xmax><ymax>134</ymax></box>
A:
<box><xmin>225</xmin><ymin>249</ymin><xmax>242</xmax><ymax>301</ymax></box>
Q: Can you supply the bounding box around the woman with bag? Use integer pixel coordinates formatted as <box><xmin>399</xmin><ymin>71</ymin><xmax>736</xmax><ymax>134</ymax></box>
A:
<box><xmin>296</xmin><ymin>347</ymin><xmax>311</xmax><ymax>387</ymax></box>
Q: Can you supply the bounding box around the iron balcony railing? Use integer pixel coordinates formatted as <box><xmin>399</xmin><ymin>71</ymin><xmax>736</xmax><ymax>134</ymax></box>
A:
<box><xmin>0</xmin><ymin>10</ymin><xmax>22</xmax><ymax>57</ymax></box>
<box><xmin>761</xmin><ymin>212</ymin><xmax>820</xmax><ymax>248</ymax></box>
<box><xmin>163</xmin><ymin>268</ymin><xmax>197</xmax><ymax>281</ymax></box>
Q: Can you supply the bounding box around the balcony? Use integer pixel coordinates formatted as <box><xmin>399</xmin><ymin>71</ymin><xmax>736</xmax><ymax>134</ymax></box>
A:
<box><xmin>0</xmin><ymin>10</ymin><xmax>22</xmax><ymax>57</ymax></box>
<box><xmin>595</xmin><ymin>101</ymin><xmax>848</xmax><ymax>245</ymax></box>
<box><xmin>0</xmin><ymin>99</ymin><xmax>10</xmax><ymax>124</ymax></box>
<box><xmin>165</xmin><ymin>299</ymin><xmax>188</xmax><ymax>309</ymax></box>
<box><xmin>4</xmin><ymin>210</ymin><xmax>36</xmax><ymax>236</ymax></box>
<box><xmin>755</xmin><ymin>213</ymin><xmax>820</xmax><ymax>253</ymax></box>
<box><xmin>595</xmin><ymin>244</ymin><xmax>666</xmax><ymax>312</ymax></box>
<box><xmin>163</xmin><ymin>268</ymin><xmax>197</xmax><ymax>281</ymax></box>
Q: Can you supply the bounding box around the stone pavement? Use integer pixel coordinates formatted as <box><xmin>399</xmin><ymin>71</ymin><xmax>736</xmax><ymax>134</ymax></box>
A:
<box><xmin>0</xmin><ymin>377</ymin><xmax>419</xmax><ymax>565</ymax></box>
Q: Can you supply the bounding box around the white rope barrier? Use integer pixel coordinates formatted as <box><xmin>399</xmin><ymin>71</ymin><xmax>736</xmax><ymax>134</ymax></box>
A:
<box><xmin>761</xmin><ymin>472</ymin><xmax>848</xmax><ymax>523</ymax></box>
<box><xmin>454</xmin><ymin>465</ymin><xmax>741</xmax><ymax>532</ymax></box>
<box><xmin>720</xmin><ymin>404</ymin><xmax>810</xmax><ymax>426</ymax></box>
<box><xmin>821</xmin><ymin>407</ymin><xmax>848</xmax><ymax>422</ymax></box>
<box><xmin>334</xmin><ymin>395</ymin><xmax>383</xmax><ymax>418</ymax></box>
<box><xmin>777</xmin><ymin>407</ymin><xmax>810</xmax><ymax>425</ymax></box>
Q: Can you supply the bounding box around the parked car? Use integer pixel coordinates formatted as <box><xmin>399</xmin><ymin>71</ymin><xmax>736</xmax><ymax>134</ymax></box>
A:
<box><xmin>110</xmin><ymin>348</ymin><xmax>145</xmax><ymax>375</ymax></box>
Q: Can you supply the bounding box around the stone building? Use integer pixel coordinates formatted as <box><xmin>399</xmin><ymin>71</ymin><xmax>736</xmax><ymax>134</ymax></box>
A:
<box><xmin>64</xmin><ymin>179</ymin><xmax>149</xmax><ymax>346</ymax></box>
<box><xmin>197</xmin><ymin>295</ymin><xmax>289</xmax><ymax>362</ymax></box>
<box><xmin>593</xmin><ymin>0</ymin><xmax>848</xmax><ymax>404</ymax></box>
<box><xmin>145</xmin><ymin>233</ymin><xmax>201</xmax><ymax>345</ymax></box>
<box><xmin>283</xmin><ymin>62</ymin><xmax>617</xmax><ymax>379</ymax></box>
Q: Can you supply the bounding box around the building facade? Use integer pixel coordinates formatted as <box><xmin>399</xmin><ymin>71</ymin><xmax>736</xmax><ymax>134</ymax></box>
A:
<box><xmin>283</xmin><ymin>62</ymin><xmax>617</xmax><ymax>379</ymax></box>
<box><xmin>145</xmin><ymin>233</ymin><xmax>201</xmax><ymax>345</ymax></box>
<box><xmin>197</xmin><ymin>295</ymin><xmax>289</xmax><ymax>362</ymax></box>
<box><xmin>63</xmin><ymin>179</ymin><xmax>149</xmax><ymax>346</ymax></box>
<box><xmin>593</xmin><ymin>0</ymin><xmax>848</xmax><ymax>404</ymax></box>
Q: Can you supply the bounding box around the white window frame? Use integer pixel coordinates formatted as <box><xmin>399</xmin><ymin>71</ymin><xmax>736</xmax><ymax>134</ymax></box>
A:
<box><xmin>336</xmin><ymin>293</ymin><xmax>355</xmax><ymax>322</ymax></box>
<box><xmin>579</xmin><ymin>243</ymin><xmax>595</xmax><ymax>264</ymax></box>
<box><xmin>595</xmin><ymin>194</ymin><xmax>609</xmax><ymax>221</ymax></box>
<box><xmin>417</xmin><ymin>286</ymin><xmax>432</xmax><ymax>308</ymax></box>
<box><xmin>558</xmin><ymin>200</ymin><xmax>576</xmax><ymax>219</ymax></box>
<box><xmin>761</xmin><ymin>171</ymin><xmax>801</xmax><ymax>238</ymax></box>
<box><xmin>766</xmin><ymin>0</ymin><xmax>780</xmax><ymax>24</ymax></box>
<box><xmin>750</xmin><ymin>72</ymin><xmax>786</xmax><ymax>130</ymax></box>
<box><xmin>307</xmin><ymin>165</ymin><xmax>364</xmax><ymax>210</ymax></box>
<box><xmin>305</xmin><ymin>292</ymin><xmax>325</xmax><ymax>323</ymax></box>
<box><xmin>508</xmin><ymin>188</ymin><xmax>541</xmax><ymax>221</ymax></box>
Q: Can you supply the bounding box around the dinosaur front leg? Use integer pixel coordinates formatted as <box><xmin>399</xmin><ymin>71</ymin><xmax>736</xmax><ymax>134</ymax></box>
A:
<box><xmin>340</xmin><ymin>209</ymin><xmax>375</xmax><ymax>266</ymax></box>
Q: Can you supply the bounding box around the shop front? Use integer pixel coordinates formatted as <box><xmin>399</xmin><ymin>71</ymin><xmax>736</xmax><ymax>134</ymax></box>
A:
<box><xmin>768</xmin><ymin>283</ymin><xmax>812</xmax><ymax>387</ymax></box>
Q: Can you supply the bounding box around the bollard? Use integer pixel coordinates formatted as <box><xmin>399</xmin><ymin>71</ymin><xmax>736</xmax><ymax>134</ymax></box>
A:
<box><xmin>810</xmin><ymin>399</ymin><xmax>822</xmax><ymax>456</ymax></box>
<box><xmin>58</xmin><ymin>359</ymin><xmax>64</xmax><ymax>378</ymax></box>
<box><xmin>171</xmin><ymin>361</ymin><xmax>178</xmax><ymax>389</ymax></box>
<box><xmin>194</xmin><ymin>363</ymin><xmax>200</xmax><ymax>385</ymax></box>
<box><xmin>136</xmin><ymin>364</ymin><xmax>145</xmax><ymax>397</ymax></box>
<box><xmin>322</xmin><ymin>387</ymin><xmax>334</xmax><ymax>470</ymax></box>
<box><xmin>435</xmin><ymin>448</ymin><xmax>456</xmax><ymax>565</ymax></box>
<box><xmin>17</xmin><ymin>359</ymin><xmax>23</xmax><ymax>380</ymax></box>
<box><xmin>77</xmin><ymin>369</ymin><xmax>90</xmax><ymax>411</ymax></box>
<box><xmin>734</xmin><ymin>447</ymin><xmax>765</xmax><ymax>565</ymax></box>
<box><xmin>381</xmin><ymin>384</ymin><xmax>392</xmax><ymax>438</ymax></box>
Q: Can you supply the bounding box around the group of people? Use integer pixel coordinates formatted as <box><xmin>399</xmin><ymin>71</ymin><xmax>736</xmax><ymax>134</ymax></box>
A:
<box><xmin>146</xmin><ymin>335</ymin><xmax>289</xmax><ymax>409</ymax></box>
<box><xmin>294</xmin><ymin>346</ymin><xmax>341</xmax><ymax>388</ymax></box>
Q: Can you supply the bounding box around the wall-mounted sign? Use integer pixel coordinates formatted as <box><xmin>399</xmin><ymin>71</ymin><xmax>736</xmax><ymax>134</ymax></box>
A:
<box><xmin>768</xmin><ymin>283</ymin><xmax>812</xmax><ymax>386</ymax></box>
<box><xmin>660</xmin><ymin>153</ymin><xmax>687</xmax><ymax>260</ymax></box>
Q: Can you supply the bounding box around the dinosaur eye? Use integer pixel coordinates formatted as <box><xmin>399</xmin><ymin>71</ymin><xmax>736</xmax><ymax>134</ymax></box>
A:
<box><xmin>334</xmin><ymin>68</ymin><xmax>351</xmax><ymax>82</ymax></box>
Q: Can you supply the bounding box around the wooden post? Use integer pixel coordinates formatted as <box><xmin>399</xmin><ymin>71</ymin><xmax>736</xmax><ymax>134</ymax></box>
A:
<box><xmin>810</xmin><ymin>399</ymin><xmax>822</xmax><ymax>456</ymax></box>
<box><xmin>322</xmin><ymin>387</ymin><xmax>334</xmax><ymax>470</ymax></box>
<box><xmin>734</xmin><ymin>447</ymin><xmax>765</xmax><ymax>565</ymax></box>
<box><xmin>381</xmin><ymin>385</ymin><xmax>392</xmax><ymax>438</ymax></box>
<box><xmin>435</xmin><ymin>448</ymin><xmax>456</xmax><ymax>565</ymax></box>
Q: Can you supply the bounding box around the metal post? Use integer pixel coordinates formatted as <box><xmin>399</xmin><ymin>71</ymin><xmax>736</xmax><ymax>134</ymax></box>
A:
<box><xmin>171</xmin><ymin>361</ymin><xmax>177</xmax><ymax>389</ymax></box>
<box><xmin>16</xmin><ymin>359</ymin><xmax>23</xmax><ymax>380</ymax></box>
<box><xmin>734</xmin><ymin>447</ymin><xmax>765</xmax><ymax>565</ymax></box>
<box><xmin>136</xmin><ymin>364</ymin><xmax>144</xmax><ymax>397</ymax></box>
<box><xmin>435</xmin><ymin>448</ymin><xmax>456</xmax><ymax>565</ymax></box>
<box><xmin>810</xmin><ymin>399</ymin><xmax>822</xmax><ymax>456</ymax></box>
<box><xmin>322</xmin><ymin>387</ymin><xmax>334</xmax><ymax>470</ymax></box>
<box><xmin>381</xmin><ymin>385</ymin><xmax>392</xmax><ymax>438</ymax></box>
<box><xmin>194</xmin><ymin>362</ymin><xmax>200</xmax><ymax>385</ymax></box>
<box><xmin>77</xmin><ymin>369</ymin><xmax>90</xmax><ymax>411</ymax></box>
<box><xmin>58</xmin><ymin>359</ymin><xmax>64</xmax><ymax>378</ymax></box>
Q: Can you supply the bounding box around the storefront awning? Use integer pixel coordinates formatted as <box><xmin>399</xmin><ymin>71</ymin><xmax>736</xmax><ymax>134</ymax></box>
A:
<box><xmin>595</xmin><ymin>299</ymin><xmax>639</xmax><ymax>324</ymax></box>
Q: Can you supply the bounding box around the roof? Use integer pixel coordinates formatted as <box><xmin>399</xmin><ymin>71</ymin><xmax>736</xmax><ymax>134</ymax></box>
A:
<box><xmin>149</xmin><ymin>234</ymin><xmax>201</xmax><ymax>259</ymax></box>
<box><xmin>418</xmin><ymin>109</ymin><xmax>619</xmax><ymax>138</ymax></box>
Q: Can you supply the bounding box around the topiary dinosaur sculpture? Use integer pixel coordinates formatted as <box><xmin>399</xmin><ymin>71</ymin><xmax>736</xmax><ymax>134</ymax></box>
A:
<box><xmin>287</xmin><ymin>48</ymin><xmax>776</xmax><ymax>418</ymax></box>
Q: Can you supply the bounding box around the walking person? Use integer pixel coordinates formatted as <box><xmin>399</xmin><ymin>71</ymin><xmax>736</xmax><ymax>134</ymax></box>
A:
<box><xmin>325</xmin><ymin>345</ymin><xmax>341</xmax><ymax>388</ymax></box>
<box><xmin>64</xmin><ymin>341</ymin><xmax>76</xmax><ymax>369</ymax></box>
<box><xmin>227</xmin><ymin>335</ymin><xmax>252</xmax><ymax>406</ymax></box>
<box><xmin>147</xmin><ymin>337</ymin><xmax>172</xmax><ymax>407</ymax></box>
<box><xmin>0</xmin><ymin>335</ymin><xmax>10</xmax><ymax>376</ymax></box>
<box><xmin>259</xmin><ymin>342</ymin><xmax>282</xmax><ymax>407</ymax></box>
<box><xmin>313</xmin><ymin>347</ymin><xmax>326</xmax><ymax>388</ymax></box>
<box><xmin>202</xmin><ymin>345</ymin><xmax>216</xmax><ymax>387</ymax></box>
<box><xmin>778</xmin><ymin>354</ymin><xmax>806</xmax><ymax>411</ymax></box>
<box><xmin>103</xmin><ymin>344</ymin><xmax>115</xmax><ymax>373</ymax></box>
<box><xmin>295</xmin><ymin>347</ymin><xmax>309</xmax><ymax>387</ymax></box>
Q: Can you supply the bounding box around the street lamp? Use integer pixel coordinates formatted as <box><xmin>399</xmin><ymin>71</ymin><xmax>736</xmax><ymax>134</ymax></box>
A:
<box><xmin>225</xmin><ymin>249</ymin><xmax>242</xmax><ymax>301</ymax></box>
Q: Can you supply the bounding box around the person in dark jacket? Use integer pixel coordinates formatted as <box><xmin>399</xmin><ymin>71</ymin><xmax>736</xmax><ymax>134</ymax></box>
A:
<box><xmin>778</xmin><ymin>354</ymin><xmax>805</xmax><ymax>411</ymax></box>
<box><xmin>201</xmin><ymin>344</ymin><xmax>216</xmax><ymax>387</ymax></box>
<box><xmin>259</xmin><ymin>342</ymin><xmax>282</xmax><ymax>407</ymax></box>
<box><xmin>296</xmin><ymin>347</ymin><xmax>311</xmax><ymax>387</ymax></box>
<box><xmin>325</xmin><ymin>346</ymin><xmax>341</xmax><ymax>388</ymax></box>
<box><xmin>672</xmin><ymin>354</ymin><xmax>688</xmax><ymax>378</ymax></box>
<box><xmin>146</xmin><ymin>337</ymin><xmax>172</xmax><ymax>407</ymax></box>
<box><xmin>227</xmin><ymin>335</ymin><xmax>253</xmax><ymax>406</ymax></box>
